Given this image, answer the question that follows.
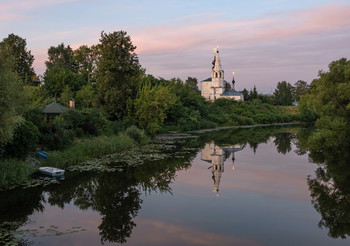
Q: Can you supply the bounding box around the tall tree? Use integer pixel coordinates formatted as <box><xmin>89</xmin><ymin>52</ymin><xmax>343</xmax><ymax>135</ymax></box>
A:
<box><xmin>134</xmin><ymin>82</ymin><xmax>175</xmax><ymax>135</ymax></box>
<box><xmin>241</xmin><ymin>88</ymin><xmax>249</xmax><ymax>101</ymax></box>
<box><xmin>44</xmin><ymin>43</ymin><xmax>85</xmax><ymax>98</ymax></box>
<box><xmin>45</xmin><ymin>43</ymin><xmax>77</xmax><ymax>71</ymax></box>
<box><xmin>73</xmin><ymin>45</ymin><xmax>98</xmax><ymax>83</ymax></box>
<box><xmin>185</xmin><ymin>77</ymin><xmax>199</xmax><ymax>91</ymax></box>
<box><xmin>299</xmin><ymin>58</ymin><xmax>350</xmax><ymax>149</ymax></box>
<box><xmin>0</xmin><ymin>55</ymin><xmax>25</xmax><ymax>146</ymax></box>
<box><xmin>43</xmin><ymin>65</ymin><xmax>84</xmax><ymax>98</ymax></box>
<box><xmin>96</xmin><ymin>31</ymin><xmax>143</xmax><ymax>119</ymax></box>
<box><xmin>224</xmin><ymin>81</ymin><xmax>231</xmax><ymax>91</ymax></box>
<box><xmin>293</xmin><ymin>80</ymin><xmax>309</xmax><ymax>101</ymax></box>
<box><xmin>249</xmin><ymin>85</ymin><xmax>258</xmax><ymax>100</ymax></box>
<box><xmin>0</xmin><ymin>34</ymin><xmax>35</xmax><ymax>85</ymax></box>
<box><xmin>273</xmin><ymin>81</ymin><xmax>293</xmax><ymax>105</ymax></box>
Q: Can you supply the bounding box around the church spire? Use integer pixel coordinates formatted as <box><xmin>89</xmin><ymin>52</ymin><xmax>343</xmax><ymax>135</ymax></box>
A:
<box><xmin>211</xmin><ymin>45</ymin><xmax>224</xmax><ymax>87</ymax></box>
<box><xmin>213</xmin><ymin>45</ymin><xmax>222</xmax><ymax>71</ymax></box>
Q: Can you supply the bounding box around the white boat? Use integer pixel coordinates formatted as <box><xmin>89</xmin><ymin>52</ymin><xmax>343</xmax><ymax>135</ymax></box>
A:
<box><xmin>39</xmin><ymin>167</ymin><xmax>65</xmax><ymax>177</ymax></box>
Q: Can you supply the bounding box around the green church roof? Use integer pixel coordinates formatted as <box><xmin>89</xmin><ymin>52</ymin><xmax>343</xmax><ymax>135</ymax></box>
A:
<box><xmin>43</xmin><ymin>102</ymin><xmax>69</xmax><ymax>114</ymax></box>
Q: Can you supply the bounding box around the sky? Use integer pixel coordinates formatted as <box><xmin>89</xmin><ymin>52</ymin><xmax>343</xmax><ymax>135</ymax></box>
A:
<box><xmin>1</xmin><ymin>0</ymin><xmax>350</xmax><ymax>93</ymax></box>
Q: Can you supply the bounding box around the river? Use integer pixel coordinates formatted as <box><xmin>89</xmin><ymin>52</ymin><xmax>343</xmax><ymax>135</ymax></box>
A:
<box><xmin>0</xmin><ymin>126</ymin><xmax>349</xmax><ymax>245</ymax></box>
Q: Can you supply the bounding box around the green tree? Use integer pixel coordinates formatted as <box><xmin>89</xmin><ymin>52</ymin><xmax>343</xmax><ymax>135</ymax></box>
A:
<box><xmin>293</xmin><ymin>80</ymin><xmax>309</xmax><ymax>101</ymax></box>
<box><xmin>134</xmin><ymin>82</ymin><xmax>175</xmax><ymax>135</ymax></box>
<box><xmin>273</xmin><ymin>81</ymin><xmax>293</xmax><ymax>105</ymax></box>
<box><xmin>0</xmin><ymin>55</ymin><xmax>25</xmax><ymax>146</ymax></box>
<box><xmin>59</xmin><ymin>85</ymin><xmax>74</xmax><ymax>106</ymax></box>
<box><xmin>185</xmin><ymin>77</ymin><xmax>199</xmax><ymax>91</ymax></box>
<box><xmin>96</xmin><ymin>31</ymin><xmax>143</xmax><ymax>120</ymax></box>
<box><xmin>0</xmin><ymin>34</ymin><xmax>35</xmax><ymax>85</ymax></box>
<box><xmin>163</xmin><ymin>77</ymin><xmax>207</xmax><ymax>130</ymax></box>
<box><xmin>43</xmin><ymin>65</ymin><xmax>84</xmax><ymax>98</ymax></box>
<box><xmin>241</xmin><ymin>88</ymin><xmax>249</xmax><ymax>101</ymax></box>
<box><xmin>75</xmin><ymin>84</ymin><xmax>98</xmax><ymax>108</ymax></box>
<box><xmin>300</xmin><ymin>58</ymin><xmax>350</xmax><ymax>149</ymax></box>
<box><xmin>4</xmin><ymin>121</ymin><xmax>40</xmax><ymax>159</ymax></box>
<box><xmin>73</xmin><ymin>45</ymin><xmax>98</xmax><ymax>83</ymax></box>
<box><xmin>45</xmin><ymin>43</ymin><xmax>77</xmax><ymax>71</ymax></box>
<box><xmin>249</xmin><ymin>85</ymin><xmax>258</xmax><ymax>100</ymax></box>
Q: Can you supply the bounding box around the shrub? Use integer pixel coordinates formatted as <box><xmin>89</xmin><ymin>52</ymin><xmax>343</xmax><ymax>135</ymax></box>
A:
<box><xmin>59</xmin><ymin>110</ymin><xmax>84</xmax><ymax>129</ymax></box>
<box><xmin>24</xmin><ymin>107</ymin><xmax>46</xmax><ymax>131</ymax></box>
<box><xmin>4</xmin><ymin>121</ymin><xmax>40</xmax><ymax>159</ymax></box>
<box><xmin>125</xmin><ymin>125</ymin><xmax>143</xmax><ymax>143</ymax></box>
<box><xmin>40</xmin><ymin>127</ymin><xmax>75</xmax><ymax>150</ymax></box>
<box><xmin>178</xmin><ymin>110</ymin><xmax>201</xmax><ymax>131</ymax></box>
<box><xmin>0</xmin><ymin>159</ymin><xmax>33</xmax><ymax>187</ymax></box>
<box><xmin>74</xmin><ymin>127</ymin><xmax>85</xmax><ymax>138</ymax></box>
<box><xmin>254</xmin><ymin>113</ymin><xmax>272</xmax><ymax>124</ymax></box>
<box><xmin>81</xmin><ymin>108</ymin><xmax>110</xmax><ymax>135</ymax></box>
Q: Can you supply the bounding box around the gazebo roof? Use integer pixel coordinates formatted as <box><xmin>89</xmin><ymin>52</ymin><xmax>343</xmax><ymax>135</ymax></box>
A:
<box><xmin>43</xmin><ymin>102</ymin><xmax>69</xmax><ymax>114</ymax></box>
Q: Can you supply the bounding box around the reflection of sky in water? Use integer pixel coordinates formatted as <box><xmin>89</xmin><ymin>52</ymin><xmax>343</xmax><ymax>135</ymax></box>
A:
<box><xmin>21</xmin><ymin>138</ymin><xmax>349</xmax><ymax>246</ymax></box>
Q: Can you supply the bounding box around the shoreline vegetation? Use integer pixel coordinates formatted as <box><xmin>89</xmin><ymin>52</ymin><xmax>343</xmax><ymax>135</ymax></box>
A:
<box><xmin>1</xmin><ymin>31</ymin><xmax>348</xmax><ymax>191</ymax></box>
<box><xmin>0</xmin><ymin>120</ymin><xmax>303</xmax><ymax>191</ymax></box>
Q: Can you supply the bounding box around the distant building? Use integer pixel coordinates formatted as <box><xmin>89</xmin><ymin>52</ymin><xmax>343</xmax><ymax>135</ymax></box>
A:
<box><xmin>32</xmin><ymin>75</ymin><xmax>42</xmax><ymax>88</ymax></box>
<box><xmin>43</xmin><ymin>102</ymin><xmax>69</xmax><ymax>122</ymax></box>
<box><xmin>201</xmin><ymin>47</ymin><xmax>244</xmax><ymax>101</ymax></box>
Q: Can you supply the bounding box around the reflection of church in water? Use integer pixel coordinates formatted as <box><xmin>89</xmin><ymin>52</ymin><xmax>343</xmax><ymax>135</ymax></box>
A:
<box><xmin>201</xmin><ymin>142</ymin><xmax>244</xmax><ymax>196</ymax></box>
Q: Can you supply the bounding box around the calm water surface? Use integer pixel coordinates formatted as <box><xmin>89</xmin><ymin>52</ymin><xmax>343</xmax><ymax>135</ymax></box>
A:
<box><xmin>1</xmin><ymin>126</ymin><xmax>349</xmax><ymax>245</ymax></box>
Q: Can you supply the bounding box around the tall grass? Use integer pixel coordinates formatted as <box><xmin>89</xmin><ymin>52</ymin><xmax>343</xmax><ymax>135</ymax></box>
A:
<box><xmin>42</xmin><ymin>134</ymin><xmax>136</xmax><ymax>169</ymax></box>
<box><xmin>0</xmin><ymin>159</ymin><xmax>33</xmax><ymax>188</ymax></box>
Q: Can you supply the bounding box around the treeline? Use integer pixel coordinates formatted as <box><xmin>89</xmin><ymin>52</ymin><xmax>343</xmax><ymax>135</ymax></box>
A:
<box><xmin>0</xmin><ymin>30</ymin><xmax>303</xmax><ymax>161</ymax></box>
<box><xmin>241</xmin><ymin>80</ymin><xmax>309</xmax><ymax>105</ymax></box>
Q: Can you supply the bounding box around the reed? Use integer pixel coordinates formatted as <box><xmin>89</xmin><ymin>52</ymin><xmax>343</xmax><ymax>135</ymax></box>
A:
<box><xmin>42</xmin><ymin>134</ymin><xmax>136</xmax><ymax>169</ymax></box>
<box><xmin>0</xmin><ymin>159</ymin><xmax>33</xmax><ymax>188</ymax></box>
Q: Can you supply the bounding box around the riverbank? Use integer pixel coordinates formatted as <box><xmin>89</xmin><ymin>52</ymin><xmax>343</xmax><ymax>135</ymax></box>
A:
<box><xmin>188</xmin><ymin>122</ymin><xmax>305</xmax><ymax>134</ymax></box>
<box><xmin>0</xmin><ymin>131</ymin><xmax>147</xmax><ymax>190</ymax></box>
<box><xmin>0</xmin><ymin>122</ymin><xmax>304</xmax><ymax>190</ymax></box>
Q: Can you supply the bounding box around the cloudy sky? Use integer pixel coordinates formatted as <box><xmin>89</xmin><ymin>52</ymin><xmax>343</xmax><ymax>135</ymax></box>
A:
<box><xmin>1</xmin><ymin>0</ymin><xmax>350</xmax><ymax>92</ymax></box>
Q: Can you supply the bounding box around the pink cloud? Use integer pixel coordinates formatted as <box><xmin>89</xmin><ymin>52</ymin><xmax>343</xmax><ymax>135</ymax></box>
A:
<box><xmin>0</xmin><ymin>0</ymin><xmax>77</xmax><ymax>12</ymax></box>
<box><xmin>0</xmin><ymin>14</ymin><xmax>25</xmax><ymax>21</ymax></box>
<box><xmin>132</xmin><ymin>3</ymin><xmax>350</xmax><ymax>55</ymax></box>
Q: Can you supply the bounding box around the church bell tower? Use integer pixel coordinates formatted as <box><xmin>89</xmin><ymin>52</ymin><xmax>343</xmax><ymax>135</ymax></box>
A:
<box><xmin>211</xmin><ymin>46</ymin><xmax>224</xmax><ymax>88</ymax></box>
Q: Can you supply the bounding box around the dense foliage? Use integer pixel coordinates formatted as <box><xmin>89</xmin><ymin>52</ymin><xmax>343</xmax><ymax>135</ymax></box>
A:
<box><xmin>96</xmin><ymin>31</ymin><xmax>143</xmax><ymax>120</ymax></box>
<box><xmin>0</xmin><ymin>34</ymin><xmax>35</xmax><ymax>85</ymax></box>
<box><xmin>300</xmin><ymin>58</ymin><xmax>350</xmax><ymax>150</ymax></box>
<box><xmin>0</xmin><ymin>55</ymin><xmax>25</xmax><ymax>146</ymax></box>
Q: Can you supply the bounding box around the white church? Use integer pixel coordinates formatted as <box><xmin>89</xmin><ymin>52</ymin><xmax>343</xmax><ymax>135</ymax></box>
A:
<box><xmin>201</xmin><ymin>47</ymin><xmax>244</xmax><ymax>101</ymax></box>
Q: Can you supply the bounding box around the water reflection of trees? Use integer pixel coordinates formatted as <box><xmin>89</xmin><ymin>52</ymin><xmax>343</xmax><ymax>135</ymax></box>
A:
<box><xmin>306</xmin><ymin>140</ymin><xmax>350</xmax><ymax>239</ymax></box>
<box><xmin>273</xmin><ymin>133</ymin><xmax>293</xmax><ymax>154</ymax></box>
<box><xmin>0</xmin><ymin>151</ymin><xmax>193</xmax><ymax>245</ymax></box>
<box><xmin>197</xmin><ymin>126</ymin><xmax>302</xmax><ymax>155</ymax></box>
<box><xmin>47</xmin><ymin>156</ymin><xmax>192</xmax><ymax>244</ymax></box>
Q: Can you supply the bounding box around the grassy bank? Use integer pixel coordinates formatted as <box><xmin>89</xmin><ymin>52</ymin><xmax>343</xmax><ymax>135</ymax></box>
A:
<box><xmin>42</xmin><ymin>134</ymin><xmax>136</xmax><ymax>169</ymax></box>
<box><xmin>0</xmin><ymin>133</ymin><xmax>142</xmax><ymax>189</ymax></box>
<box><xmin>0</xmin><ymin>159</ymin><xmax>33</xmax><ymax>188</ymax></box>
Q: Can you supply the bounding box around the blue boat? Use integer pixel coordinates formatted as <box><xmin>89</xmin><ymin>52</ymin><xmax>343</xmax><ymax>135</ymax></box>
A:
<box><xmin>39</xmin><ymin>167</ymin><xmax>65</xmax><ymax>177</ymax></box>
<box><xmin>36</xmin><ymin>151</ymin><xmax>48</xmax><ymax>160</ymax></box>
